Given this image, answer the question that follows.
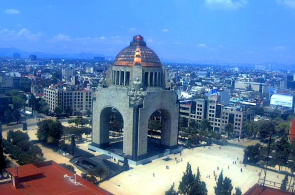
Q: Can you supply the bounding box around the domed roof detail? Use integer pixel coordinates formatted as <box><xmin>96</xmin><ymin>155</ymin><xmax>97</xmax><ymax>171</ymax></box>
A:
<box><xmin>114</xmin><ymin>35</ymin><xmax>161</xmax><ymax>67</ymax></box>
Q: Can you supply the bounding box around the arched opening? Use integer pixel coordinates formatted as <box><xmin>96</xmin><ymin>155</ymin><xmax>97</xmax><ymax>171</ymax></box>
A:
<box><xmin>147</xmin><ymin>109</ymin><xmax>171</xmax><ymax>154</ymax></box>
<box><xmin>99</xmin><ymin>107</ymin><xmax>124</xmax><ymax>151</ymax></box>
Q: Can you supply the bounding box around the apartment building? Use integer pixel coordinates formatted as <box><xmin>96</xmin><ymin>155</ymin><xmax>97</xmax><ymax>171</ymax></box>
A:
<box><xmin>44</xmin><ymin>83</ymin><xmax>92</xmax><ymax>115</ymax></box>
<box><xmin>180</xmin><ymin>98</ymin><xmax>253</xmax><ymax>136</ymax></box>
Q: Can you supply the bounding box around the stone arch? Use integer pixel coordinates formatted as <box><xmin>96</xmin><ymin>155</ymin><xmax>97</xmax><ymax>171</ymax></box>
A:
<box><xmin>147</xmin><ymin>108</ymin><xmax>172</xmax><ymax>147</ymax></box>
<box><xmin>98</xmin><ymin>106</ymin><xmax>124</xmax><ymax>148</ymax></box>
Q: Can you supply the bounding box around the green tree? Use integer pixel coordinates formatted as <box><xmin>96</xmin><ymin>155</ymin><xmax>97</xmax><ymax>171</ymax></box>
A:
<box><xmin>200</xmin><ymin>120</ymin><xmax>211</xmax><ymax>131</ymax></box>
<box><xmin>148</xmin><ymin>120</ymin><xmax>161</xmax><ymax>131</ymax></box>
<box><xmin>37</xmin><ymin>119</ymin><xmax>63</xmax><ymax>144</ymax></box>
<box><xmin>243</xmin><ymin>143</ymin><xmax>262</xmax><ymax>164</ymax></box>
<box><xmin>251</xmin><ymin>107</ymin><xmax>264</xmax><ymax>116</ymax></box>
<box><xmin>19</xmin><ymin>78</ymin><xmax>32</xmax><ymax>92</ymax></box>
<box><xmin>245</xmin><ymin>122</ymin><xmax>259</xmax><ymax>138</ymax></box>
<box><xmin>3</xmin><ymin>131</ymin><xmax>43</xmax><ymax>165</ymax></box>
<box><xmin>86</xmin><ymin>110</ymin><xmax>92</xmax><ymax>117</ymax></box>
<box><xmin>224</xmin><ymin>124</ymin><xmax>234</xmax><ymax>139</ymax></box>
<box><xmin>275</xmin><ymin>121</ymin><xmax>290</xmax><ymax>135</ymax></box>
<box><xmin>7</xmin><ymin>130</ymin><xmax>30</xmax><ymax>144</ymax></box>
<box><xmin>178</xmin><ymin>163</ymin><xmax>207</xmax><ymax>195</ymax></box>
<box><xmin>65</xmin><ymin>107</ymin><xmax>73</xmax><ymax>117</ymax></box>
<box><xmin>13</xmin><ymin>109</ymin><xmax>21</xmax><ymax>123</ymax></box>
<box><xmin>42</xmin><ymin>105</ymin><xmax>49</xmax><ymax>114</ymax></box>
<box><xmin>12</xmin><ymin>95</ymin><xmax>26</xmax><ymax>110</ymax></box>
<box><xmin>189</xmin><ymin>167</ymin><xmax>207</xmax><ymax>195</ymax></box>
<box><xmin>179</xmin><ymin>117</ymin><xmax>188</xmax><ymax>128</ymax></box>
<box><xmin>258</xmin><ymin>120</ymin><xmax>275</xmax><ymax>139</ymax></box>
<box><xmin>234</xmin><ymin>187</ymin><xmax>242</xmax><ymax>195</ymax></box>
<box><xmin>54</xmin><ymin>106</ymin><xmax>62</xmax><ymax>117</ymax></box>
<box><xmin>29</xmin><ymin>94</ymin><xmax>37</xmax><ymax>110</ymax></box>
<box><xmin>165</xmin><ymin>183</ymin><xmax>178</xmax><ymax>195</ymax></box>
<box><xmin>3</xmin><ymin>109</ymin><xmax>14</xmax><ymax>124</ymax></box>
<box><xmin>214</xmin><ymin>172</ymin><xmax>233</xmax><ymax>195</ymax></box>
<box><xmin>223</xmin><ymin>177</ymin><xmax>233</xmax><ymax>195</ymax></box>
<box><xmin>215</xmin><ymin>171</ymin><xmax>224</xmax><ymax>195</ymax></box>
<box><xmin>178</xmin><ymin>162</ymin><xmax>195</xmax><ymax>195</ymax></box>
<box><xmin>274</xmin><ymin>136</ymin><xmax>291</xmax><ymax>171</ymax></box>
<box><xmin>280</xmin><ymin>175</ymin><xmax>288</xmax><ymax>191</ymax></box>
<box><xmin>109</xmin><ymin>112</ymin><xmax>123</xmax><ymax>131</ymax></box>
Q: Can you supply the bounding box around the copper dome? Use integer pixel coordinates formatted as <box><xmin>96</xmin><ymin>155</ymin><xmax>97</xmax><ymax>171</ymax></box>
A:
<box><xmin>114</xmin><ymin>35</ymin><xmax>161</xmax><ymax>67</ymax></box>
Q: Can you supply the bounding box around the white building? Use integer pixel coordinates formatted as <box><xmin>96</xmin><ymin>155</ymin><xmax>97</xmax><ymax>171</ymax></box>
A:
<box><xmin>44</xmin><ymin>84</ymin><xmax>92</xmax><ymax>115</ymax></box>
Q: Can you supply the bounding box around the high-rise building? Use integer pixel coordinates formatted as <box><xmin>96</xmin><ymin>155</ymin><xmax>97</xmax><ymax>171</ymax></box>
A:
<box><xmin>29</xmin><ymin>55</ymin><xmax>37</xmax><ymax>61</ymax></box>
<box><xmin>13</xmin><ymin>52</ymin><xmax>20</xmax><ymax>59</ymax></box>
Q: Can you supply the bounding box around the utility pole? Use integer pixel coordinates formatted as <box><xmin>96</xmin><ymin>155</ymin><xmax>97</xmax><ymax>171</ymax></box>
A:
<box><xmin>263</xmin><ymin>132</ymin><xmax>272</xmax><ymax>186</ymax></box>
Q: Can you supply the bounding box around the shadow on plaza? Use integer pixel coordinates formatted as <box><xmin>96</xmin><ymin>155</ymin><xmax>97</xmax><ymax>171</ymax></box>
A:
<box><xmin>102</xmin><ymin>137</ymin><xmax>174</xmax><ymax>161</ymax></box>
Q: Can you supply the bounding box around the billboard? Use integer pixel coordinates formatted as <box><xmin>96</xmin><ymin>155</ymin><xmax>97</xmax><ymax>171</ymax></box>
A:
<box><xmin>270</xmin><ymin>94</ymin><xmax>293</xmax><ymax>108</ymax></box>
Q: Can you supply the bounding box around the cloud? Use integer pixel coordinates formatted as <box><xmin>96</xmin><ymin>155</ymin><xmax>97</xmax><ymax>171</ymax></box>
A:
<box><xmin>205</xmin><ymin>0</ymin><xmax>247</xmax><ymax>10</ymax></box>
<box><xmin>277</xmin><ymin>0</ymin><xmax>295</xmax><ymax>9</ymax></box>
<box><xmin>99</xmin><ymin>36</ymin><xmax>106</xmax><ymax>40</ymax></box>
<box><xmin>4</xmin><ymin>8</ymin><xmax>20</xmax><ymax>14</ymax></box>
<box><xmin>53</xmin><ymin>34</ymin><xmax>71</xmax><ymax>41</ymax></box>
<box><xmin>147</xmin><ymin>39</ymin><xmax>153</xmax><ymax>43</ymax></box>
<box><xmin>130</xmin><ymin>27</ymin><xmax>136</xmax><ymax>31</ymax></box>
<box><xmin>0</xmin><ymin>28</ymin><xmax>42</xmax><ymax>41</ymax></box>
<box><xmin>198</xmin><ymin>43</ymin><xmax>207</xmax><ymax>47</ymax></box>
<box><xmin>273</xmin><ymin>46</ymin><xmax>286</xmax><ymax>51</ymax></box>
<box><xmin>162</xmin><ymin>28</ymin><xmax>169</xmax><ymax>33</ymax></box>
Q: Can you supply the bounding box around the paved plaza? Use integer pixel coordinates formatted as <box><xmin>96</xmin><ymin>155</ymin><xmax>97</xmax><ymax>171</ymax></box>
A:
<box><xmin>2</xmin><ymin>119</ymin><xmax>288</xmax><ymax>194</ymax></box>
<box><xmin>100</xmin><ymin>144</ymin><xmax>286</xmax><ymax>195</ymax></box>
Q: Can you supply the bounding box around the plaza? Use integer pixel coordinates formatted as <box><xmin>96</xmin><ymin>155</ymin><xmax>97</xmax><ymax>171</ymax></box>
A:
<box><xmin>100</xmin><ymin>144</ymin><xmax>286</xmax><ymax>195</ymax></box>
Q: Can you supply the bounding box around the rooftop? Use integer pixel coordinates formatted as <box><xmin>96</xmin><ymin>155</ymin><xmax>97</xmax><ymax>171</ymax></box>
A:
<box><xmin>1</xmin><ymin>161</ymin><xmax>112</xmax><ymax>195</ymax></box>
<box><xmin>244</xmin><ymin>184</ymin><xmax>293</xmax><ymax>195</ymax></box>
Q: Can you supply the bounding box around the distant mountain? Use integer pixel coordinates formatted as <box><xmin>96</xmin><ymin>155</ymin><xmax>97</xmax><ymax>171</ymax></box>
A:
<box><xmin>0</xmin><ymin>47</ymin><xmax>24</xmax><ymax>57</ymax></box>
<box><xmin>0</xmin><ymin>47</ymin><xmax>106</xmax><ymax>60</ymax></box>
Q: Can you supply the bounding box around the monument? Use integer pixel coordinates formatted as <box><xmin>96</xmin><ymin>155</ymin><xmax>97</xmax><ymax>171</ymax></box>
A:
<box><xmin>90</xmin><ymin>35</ymin><xmax>179</xmax><ymax>162</ymax></box>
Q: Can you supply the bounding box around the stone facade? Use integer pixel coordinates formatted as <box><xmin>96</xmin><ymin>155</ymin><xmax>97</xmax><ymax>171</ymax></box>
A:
<box><xmin>92</xmin><ymin>35</ymin><xmax>179</xmax><ymax>160</ymax></box>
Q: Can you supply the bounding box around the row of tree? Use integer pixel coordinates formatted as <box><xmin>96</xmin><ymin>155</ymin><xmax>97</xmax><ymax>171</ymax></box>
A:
<box><xmin>37</xmin><ymin>119</ymin><xmax>92</xmax><ymax>145</ymax></box>
<box><xmin>63</xmin><ymin>126</ymin><xmax>92</xmax><ymax>140</ymax></box>
<box><xmin>2</xmin><ymin>131</ymin><xmax>43</xmax><ymax>165</ymax></box>
<box><xmin>68</xmin><ymin>117</ymin><xmax>91</xmax><ymax>127</ymax></box>
<box><xmin>165</xmin><ymin>163</ymin><xmax>242</xmax><ymax>195</ymax></box>
<box><xmin>243</xmin><ymin>136</ymin><xmax>295</xmax><ymax>172</ymax></box>
<box><xmin>0</xmin><ymin>90</ymin><xmax>26</xmax><ymax>124</ymax></box>
<box><xmin>244</xmin><ymin>119</ymin><xmax>290</xmax><ymax>139</ymax></box>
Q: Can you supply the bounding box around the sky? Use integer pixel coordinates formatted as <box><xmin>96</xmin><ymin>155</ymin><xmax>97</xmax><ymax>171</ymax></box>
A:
<box><xmin>0</xmin><ymin>0</ymin><xmax>295</xmax><ymax>64</ymax></box>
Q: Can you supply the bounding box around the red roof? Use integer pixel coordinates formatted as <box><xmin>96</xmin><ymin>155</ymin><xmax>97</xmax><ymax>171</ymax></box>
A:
<box><xmin>244</xmin><ymin>184</ymin><xmax>293</xmax><ymax>195</ymax></box>
<box><xmin>1</xmin><ymin>161</ymin><xmax>112</xmax><ymax>195</ymax></box>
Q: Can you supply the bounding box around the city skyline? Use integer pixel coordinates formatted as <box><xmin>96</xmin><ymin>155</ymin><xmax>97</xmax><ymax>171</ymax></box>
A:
<box><xmin>0</xmin><ymin>0</ymin><xmax>295</xmax><ymax>64</ymax></box>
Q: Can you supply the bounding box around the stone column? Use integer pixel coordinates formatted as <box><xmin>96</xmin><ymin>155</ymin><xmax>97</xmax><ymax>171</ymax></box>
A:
<box><xmin>114</xmin><ymin>71</ymin><xmax>117</xmax><ymax>85</ymax></box>
<box><xmin>116</xmin><ymin>71</ymin><xmax>120</xmax><ymax>85</ymax></box>
<box><xmin>119</xmin><ymin>71</ymin><xmax>121</xmax><ymax>85</ymax></box>
<box><xmin>158</xmin><ymin>72</ymin><xmax>161</xmax><ymax>87</ymax></box>
<box><xmin>148</xmin><ymin>72</ymin><xmax>151</xmax><ymax>86</ymax></box>
<box><xmin>124</xmin><ymin>71</ymin><xmax>126</xmax><ymax>86</ymax></box>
